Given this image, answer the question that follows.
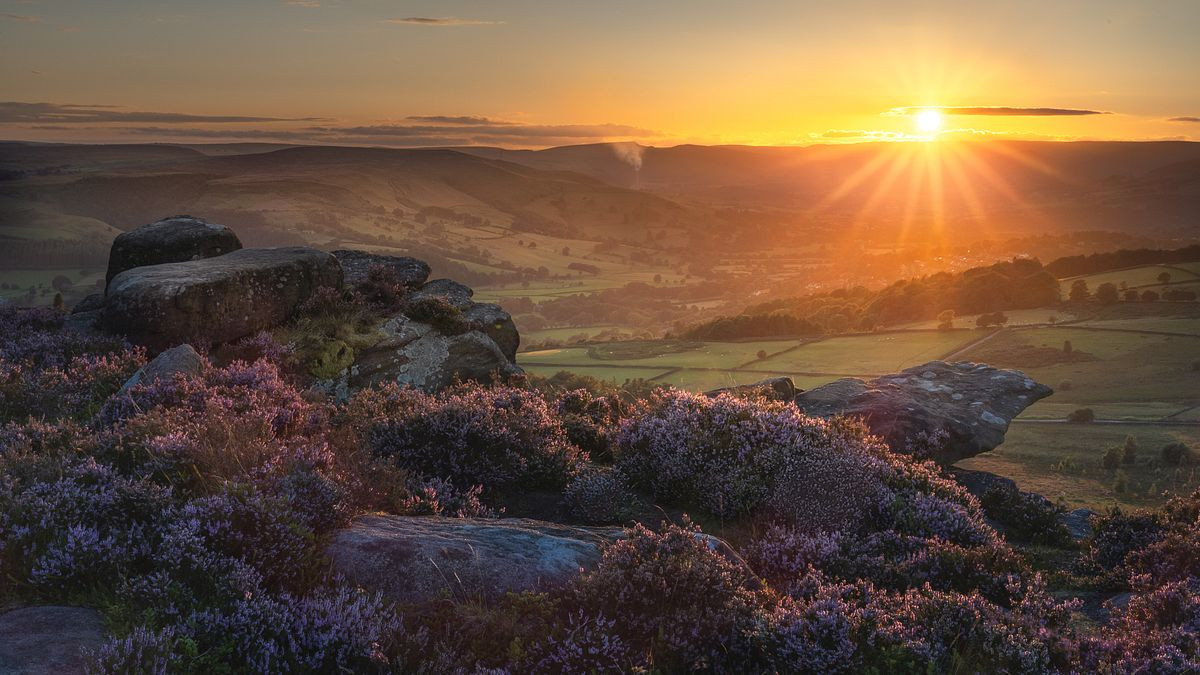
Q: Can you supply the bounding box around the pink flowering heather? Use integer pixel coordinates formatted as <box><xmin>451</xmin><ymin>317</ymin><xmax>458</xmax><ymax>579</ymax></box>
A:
<box><xmin>568</xmin><ymin>520</ymin><xmax>766</xmax><ymax>670</ymax></box>
<box><xmin>367</xmin><ymin>384</ymin><xmax>585</xmax><ymax>491</ymax></box>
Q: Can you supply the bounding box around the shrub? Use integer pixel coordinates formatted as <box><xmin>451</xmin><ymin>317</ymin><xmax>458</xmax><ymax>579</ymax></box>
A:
<box><xmin>89</xmin><ymin>587</ymin><xmax>406</xmax><ymax>674</ymax></box>
<box><xmin>353</xmin><ymin>264</ymin><xmax>409</xmax><ymax>314</ymax></box>
<box><xmin>562</xmin><ymin>468</ymin><xmax>636</xmax><ymax>524</ymax></box>
<box><xmin>1078</xmin><ymin>509</ymin><xmax>1165</xmax><ymax>575</ymax></box>
<box><xmin>979</xmin><ymin>486</ymin><xmax>1071</xmax><ymax>545</ymax></box>
<box><xmin>404</xmin><ymin>296</ymin><xmax>468</xmax><ymax>335</ymax></box>
<box><xmin>568</xmin><ymin>520</ymin><xmax>765</xmax><ymax>670</ymax></box>
<box><xmin>368</xmin><ymin>384</ymin><xmax>584</xmax><ymax>491</ymax></box>
<box><xmin>1068</xmin><ymin>407</ymin><xmax>1095</xmax><ymax>423</ymax></box>
<box><xmin>1162</xmin><ymin>442</ymin><xmax>1194</xmax><ymax>466</ymax></box>
<box><xmin>1102</xmin><ymin>445</ymin><xmax>1123</xmax><ymax>470</ymax></box>
<box><xmin>615</xmin><ymin>390</ymin><xmax>896</xmax><ymax>523</ymax></box>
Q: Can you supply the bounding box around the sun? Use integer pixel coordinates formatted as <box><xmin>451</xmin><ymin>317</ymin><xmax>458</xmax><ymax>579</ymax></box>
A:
<box><xmin>915</xmin><ymin>109</ymin><xmax>943</xmax><ymax>133</ymax></box>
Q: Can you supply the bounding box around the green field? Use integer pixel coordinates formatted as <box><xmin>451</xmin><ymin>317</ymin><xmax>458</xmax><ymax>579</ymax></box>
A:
<box><xmin>517</xmin><ymin>292</ymin><xmax>1200</xmax><ymax>508</ymax></box>
<box><xmin>0</xmin><ymin>268</ymin><xmax>105</xmax><ymax>305</ymax></box>
<box><xmin>959</xmin><ymin>422</ymin><xmax>1200</xmax><ymax>511</ymax></box>
<box><xmin>755</xmin><ymin>331</ymin><xmax>981</xmax><ymax>375</ymax></box>
<box><xmin>1066</xmin><ymin>264</ymin><xmax>1200</xmax><ymax>290</ymax></box>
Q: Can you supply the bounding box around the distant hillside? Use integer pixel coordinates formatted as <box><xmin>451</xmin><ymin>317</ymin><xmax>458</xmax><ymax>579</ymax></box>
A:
<box><xmin>463</xmin><ymin>140</ymin><xmax>1200</xmax><ymax>237</ymax></box>
<box><xmin>0</xmin><ymin>144</ymin><xmax>708</xmax><ymax>277</ymax></box>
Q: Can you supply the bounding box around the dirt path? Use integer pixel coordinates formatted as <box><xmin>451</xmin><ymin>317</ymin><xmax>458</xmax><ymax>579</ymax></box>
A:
<box><xmin>939</xmin><ymin>328</ymin><xmax>1004</xmax><ymax>361</ymax></box>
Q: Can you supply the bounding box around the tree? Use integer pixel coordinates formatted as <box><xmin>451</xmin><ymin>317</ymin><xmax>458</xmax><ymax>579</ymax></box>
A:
<box><xmin>756</xmin><ymin>349</ymin><xmax>768</xmax><ymax>360</ymax></box>
<box><xmin>1162</xmin><ymin>442</ymin><xmax>1194</xmax><ymax>466</ymax></box>
<box><xmin>1141</xmin><ymin>290</ymin><xmax>1160</xmax><ymax>302</ymax></box>
<box><xmin>561</xmin><ymin>246</ymin><xmax>571</xmax><ymax>256</ymax></box>
<box><xmin>51</xmin><ymin>275</ymin><xmax>73</xmax><ymax>292</ymax></box>
<box><xmin>52</xmin><ymin>292</ymin><xmax>64</xmax><ymax>310</ymax></box>
<box><xmin>1067</xmin><ymin>408</ymin><xmax>1094</xmax><ymax>423</ymax></box>
<box><xmin>936</xmin><ymin>309</ymin><xmax>955</xmax><ymax>331</ymax></box>
<box><xmin>976</xmin><ymin>311</ymin><xmax>1008</xmax><ymax>328</ymax></box>
<box><xmin>1101</xmin><ymin>446</ymin><xmax>1122</xmax><ymax>470</ymax></box>
<box><xmin>1068</xmin><ymin>279</ymin><xmax>1090</xmax><ymax>303</ymax></box>
<box><xmin>1063</xmin><ymin>340</ymin><xmax>1073</xmax><ymax>354</ymax></box>
<box><xmin>1121</xmin><ymin>435</ymin><xmax>1138</xmax><ymax>464</ymax></box>
<box><xmin>1095</xmin><ymin>282</ymin><xmax>1119</xmax><ymax>305</ymax></box>
<box><xmin>1157</xmin><ymin>271</ymin><xmax>1172</xmax><ymax>285</ymax></box>
<box><xmin>1124</xmin><ymin>289</ymin><xmax>1139</xmax><ymax>302</ymax></box>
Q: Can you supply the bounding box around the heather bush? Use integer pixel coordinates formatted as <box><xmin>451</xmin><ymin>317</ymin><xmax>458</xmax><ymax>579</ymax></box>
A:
<box><xmin>404</xmin><ymin>296</ymin><xmax>468</xmax><ymax>334</ymax></box>
<box><xmin>979</xmin><ymin>485</ymin><xmax>1072</xmax><ymax>545</ymax></box>
<box><xmin>553</xmin><ymin>389</ymin><xmax>623</xmax><ymax>462</ymax></box>
<box><xmin>401</xmin><ymin>476</ymin><xmax>498</xmax><ymax>518</ymax></box>
<box><xmin>368</xmin><ymin>385</ymin><xmax>584</xmax><ymax>491</ymax></box>
<box><xmin>0</xmin><ymin>459</ymin><xmax>169</xmax><ymax>597</ymax></box>
<box><xmin>353</xmin><ymin>264</ymin><xmax>410</xmax><ymax>314</ymax></box>
<box><xmin>747</xmin><ymin>524</ymin><xmax>1026</xmax><ymax>603</ymax></box>
<box><xmin>616</xmin><ymin>390</ymin><xmax>898</xmax><ymax>522</ymax></box>
<box><xmin>568</xmin><ymin>520</ymin><xmax>766</xmax><ymax>670</ymax></box>
<box><xmin>1078</xmin><ymin>509</ymin><xmax>1166</xmax><ymax>577</ymax></box>
<box><xmin>561</xmin><ymin>467</ymin><xmax>637</xmax><ymax>524</ymax></box>
<box><xmin>89</xmin><ymin>587</ymin><xmax>408</xmax><ymax>674</ymax></box>
<box><xmin>523</xmin><ymin>611</ymin><xmax>637</xmax><ymax>673</ymax></box>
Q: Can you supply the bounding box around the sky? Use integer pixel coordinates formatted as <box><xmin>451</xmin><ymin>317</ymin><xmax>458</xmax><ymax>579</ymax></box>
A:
<box><xmin>1</xmin><ymin>0</ymin><xmax>1198</xmax><ymax>148</ymax></box>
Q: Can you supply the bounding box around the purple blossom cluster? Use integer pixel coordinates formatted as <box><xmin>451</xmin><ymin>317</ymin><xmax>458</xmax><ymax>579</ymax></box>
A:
<box><xmin>561</xmin><ymin>467</ymin><xmax>637</xmax><ymax>524</ymax></box>
<box><xmin>87</xmin><ymin>587</ymin><xmax>405</xmax><ymax>674</ymax></box>
<box><xmin>365</xmin><ymin>384</ymin><xmax>585</xmax><ymax>491</ymax></box>
<box><xmin>0</xmin><ymin>308</ymin><xmax>144</xmax><ymax>423</ymax></box>
<box><xmin>3</xmin><ymin>305</ymin><xmax>1200</xmax><ymax>670</ymax></box>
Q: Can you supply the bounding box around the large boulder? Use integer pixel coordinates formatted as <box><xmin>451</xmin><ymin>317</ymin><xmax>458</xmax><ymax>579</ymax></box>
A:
<box><xmin>102</xmin><ymin>247</ymin><xmax>342</xmax><ymax>350</ymax></box>
<box><xmin>407</xmin><ymin>279</ymin><xmax>474</xmax><ymax>309</ymax></box>
<box><xmin>0</xmin><ymin>605</ymin><xmax>105</xmax><ymax>674</ymax></box>
<box><xmin>332</xmin><ymin>250</ymin><xmax>430</xmax><ymax>289</ymax></box>
<box><xmin>463</xmin><ymin>302</ymin><xmax>519</xmax><ymax>362</ymax></box>
<box><xmin>793</xmin><ymin>361</ymin><xmax>1051</xmax><ymax>465</ymax></box>
<box><xmin>327</xmin><ymin>515</ymin><xmax>623</xmax><ymax>604</ymax></box>
<box><xmin>105</xmin><ymin>215</ymin><xmax>241</xmax><ymax>285</ymax></box>
<box><xmin>319</xmin><ymin>314</ymin><xmax>521</xmax><ymax>397</ymax></box>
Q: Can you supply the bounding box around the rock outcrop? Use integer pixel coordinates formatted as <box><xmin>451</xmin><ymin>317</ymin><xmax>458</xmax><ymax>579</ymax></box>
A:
<box><xmin>118</xmin><ymin>343</ymin><xmax>205</xmax><ymax>393</ymax></box>
<box><xmin>320</xmin><ymin>314</ymin><xmax>522</xmax><ymax>397</ymax></box>
<box><xmin>105</xmin><ymin>215</ymin><xmax>242</xmax><ymax>286</ymax></box>
<box><xmin>462</xmin><ymin>302</ymin><xmax>520</xmax><ymax>362</ymax></box>
<box><xmin>331</xmin><ymin>250</ymin><xmax>430</xmax><ymax>288</ymax></box>
<box><xmin>102</xmin><ymin>247</ymin><xmax>342</xmax><ymax>350</ymax></box>
<box><xmin>407</xmin><ymin>278</ymin><xmax>475</xmax><ymax>309</ymax></box>
<box><xmin>326</xmin><ymin>515</ymin><xmax>623</xmax><ymax>604</ymax></box>
<box><xmin>794</xmin><ymin>361</ymin><xmax>1051</xmax><ymax>465</ymax></box>
<box><xmin>706</xmin><ymin>376</ymin><xmax>797</xmax><ymax>401</ymax></box>
<box><xmin>0</xmin><ymin>605</ymin><xmax>105</xmax><ymax>674</ymax></box>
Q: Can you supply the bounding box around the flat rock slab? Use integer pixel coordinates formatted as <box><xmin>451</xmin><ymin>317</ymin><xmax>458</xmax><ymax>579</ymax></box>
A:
<box><xmin>794</xmin><ymin>361</ymin><xmax>1052</xmax><ymax>465</ymax></box>
<box><xmin>102</xmin><ymin>247</ymin><xmax>342</xmax><ymax>350</ymax></box>
<box><xmin>706</xmin><ymin>376</ymin><xmax>797</xmax><ymax>401</ymax></box>
<box><xmin>327</xmin><ymin>515</ymin><xmax>623</xmax><ymax>604</ymax></box>
<box><xmin>0</xmin><ymin>605</ymin><xmax>105</xmax><ymax>675</ymax></box>
<box><xmin>332</xmin><ymin>250</ymin><xmax>430</xmax><ymax>289</ymax></box>
<box><xmin>106</xmin><ymin>215</ymin><xmax>242</xmax><ymax>285</ymax></box>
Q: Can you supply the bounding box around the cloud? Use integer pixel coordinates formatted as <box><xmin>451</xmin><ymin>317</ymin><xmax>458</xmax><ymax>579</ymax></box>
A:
<box><xmin>1168</xmin><ymin>116</ymin><xmax>1200</xmax><ymax>123</ymax></box>
<box><xmin>888</xmin><ymin>106</ymin><xmax>1109</xmax><ymax>116</ymax></box>
<box><xmin>60</xmin><ymin>118</ymin><xmax>658</xmax><ymax>149</ymax></box>
<box><xmin>406</xmin><ymin>115</ymin><xmax>513</xmax><ymax>126</ymax></box>
<box><xmin>313</xmin><ymin>122</ymin><xmax>656</xmax><ymax>140</ymax></box>
<box><xmin>1</xmin><ymin>13</ymin><xmax>38</xmax><ymax>22</ymax></box>
<box><xmin>385</xmin><ymin>17</ymin><xmax>501</xmax><ymax>26</ymax></box>
<box><xmin>0</xmin><ymin>102</ymin><xmax>328</xmax><ymax>124</ymax></box>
